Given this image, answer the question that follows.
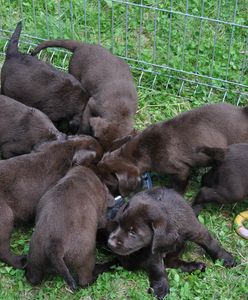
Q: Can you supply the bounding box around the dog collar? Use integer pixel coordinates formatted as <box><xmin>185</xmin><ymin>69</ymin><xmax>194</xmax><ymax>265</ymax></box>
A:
<box><xmin>142</xmin><ymin>172</ymin><xmax>153</xmax><ymax>189</ymax></box>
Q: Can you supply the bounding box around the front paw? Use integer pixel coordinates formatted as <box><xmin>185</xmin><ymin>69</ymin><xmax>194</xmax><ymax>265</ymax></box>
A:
<box><xmin>148</xmin><ymin>280</ymin><xmax>170</xmax><ymax>299</ymax></box>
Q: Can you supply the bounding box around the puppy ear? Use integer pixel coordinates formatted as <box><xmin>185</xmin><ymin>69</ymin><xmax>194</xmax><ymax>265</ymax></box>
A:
<box><xmin>72</xmin><ymin>149</ymin><xmax>96</xmax><ymax>166</ymax></box>
<box><xmin>110</xmin><ymin>135</ymin><xmax>133</xmax><ymax>151</ymax></box>
<box><xmin>110</xmin><ymin>129</ymin><xmax>139</xmax><ymax>151</ymax></box>
<box><xmin>147</xmin><ymin>207</ymin><xmax>179</xmax><ymax>254</ymax></box>
<box><xmin>115</xmin><ymin>165</ymin><xmax>141</xmax><ymax>196</ymax></box>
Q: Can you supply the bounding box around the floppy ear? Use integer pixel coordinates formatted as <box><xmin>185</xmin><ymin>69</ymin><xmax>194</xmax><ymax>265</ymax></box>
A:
<box><xmin>110</xmin><ymin>135</ymin><xmax>133</xmax><ymax>151</ymax></box>
<box><xmin>72</xmin><ymin>149</ymin><xmax>96</xmax><ymax>166</ymax></box>
<box><xmin>146</xmin><ymin>206</ymin><xmax>179</xmax><ymax>254</ymax></box>
<box><xmin>110</xmin><ymin>129</ymin><xmax>139</xmax><ymax>151</ymax></box>
<box><xmin>115</xmin><ymin>164</ymin><xmax>141</xmax><ymax>196</ymax></box>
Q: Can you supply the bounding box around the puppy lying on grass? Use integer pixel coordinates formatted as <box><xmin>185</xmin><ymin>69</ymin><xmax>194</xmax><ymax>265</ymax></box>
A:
<box><xmin>25</xmin><ymin>165</ymin><xmax>114</xmax><ymax>290</ymax></box>
<box><xmin>98</xmin><ymin>103</ymin><xmax>248</xmax><ymax>196</ymax></box>
<box><xmin>0</xmin><ymin>135</ymin><xmax>102</xmax><ymax>269</ymax></box>
<box><xmin>1</xmin><ymin>22</ymin><xmax>89</xmax><ymax>133</ymax></box>
<box><xmin>0</xmin><ymin>94</ymin><xmax>65</xmax><ymax>158</ymax></box>
<box><xmin>107</xmin><ymin>188</ymin><xmax>236</xmax><ymax>299</ymax></box>
<box><xmin>31</xmin><ymin>39</ymin><xmax>137</xmax><ymax>149</ymax></box>
<box><xmin>192</xmin><ymin>143</ymin><xmax>248</xmax><ymax>215</ymax></box>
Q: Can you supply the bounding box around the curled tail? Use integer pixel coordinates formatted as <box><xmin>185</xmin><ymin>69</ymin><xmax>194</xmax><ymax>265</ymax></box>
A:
<box><xmin>31</xmin><ymin>39</ymin><xmax>81</xmax><ymax>56</ymax></box>
<box><xmin>195</xmin><ymin>146</ymin><xmax>228</xmax><ymax>162</ymax></box>
<box><xmin>6</xmin><ymin>21</ymin><xmax>22</xmax><ymax>57</ymax></box>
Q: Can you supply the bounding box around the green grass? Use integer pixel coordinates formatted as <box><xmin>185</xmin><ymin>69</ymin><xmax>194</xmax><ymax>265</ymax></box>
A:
<box><xmin>0</xmin><ymin>1</ymin><xmax>247</xmax><ymax>299</ymax></box>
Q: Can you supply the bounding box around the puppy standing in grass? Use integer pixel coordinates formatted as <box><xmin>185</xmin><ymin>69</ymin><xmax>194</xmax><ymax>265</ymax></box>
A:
<box><xmin>0</xmin><ymin>135</ymin><xmax>102</xmax><ymax>269</ymax></box>
<box><xmin>31</xmin><ymin>39</ymin><xmax>138</xmax><ymax>149</ymax></box>
<box><xmin>0</xmin><ymin>94</ymin><xmax>66</xmax><ymax>158</ymax></box>
<box><xmin>25</xmin><ymin>165</ymin><xmax>114</xmax><ymax>289</ymax></box>
<box><xmin>107</xmin><ymin>188</ymin><xmax>236</xmax><ymax>299</ymax></box>
<box><xmin>192</xmin><ymin>143</ymin><xmax>248</xmax><ymax>215</ymax></box>
<box><xmin>98</xmin><ymin>103</ymin><xmax>248</xmax><ymax>196</ymax></box>
<box><xmin>1</xmin><ymin>22</ymin><xmax>89</xmax><ymax>133</ymax></box>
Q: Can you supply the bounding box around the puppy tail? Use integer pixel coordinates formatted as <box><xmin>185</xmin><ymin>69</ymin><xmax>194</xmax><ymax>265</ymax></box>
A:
<box><xmin>6</xmin><ymin>21</ymin><xmax>22</xmax><ymax>57</ymax></box>
<box><xmin>195</xmin><ymin>146</ymin><xmax>228</xmax><ymax>162</ymax></box>
<box><xmin>46</xmin><ymin>240</ymin><xmax>77</xmax><ymax>290</ymax></box>
<box><xmin>31</xmin><ymin>40</ymin><xmax>81</xmax><ymax>56</ymax></box>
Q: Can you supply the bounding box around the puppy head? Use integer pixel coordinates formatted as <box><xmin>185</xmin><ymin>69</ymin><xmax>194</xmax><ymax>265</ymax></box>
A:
<box><xmin>107</xmin><ymin>201</ymin><xmax>153</xmax><ymax>255</ymax></box>
<box><xmin>107</xmin><ymin>193</ymin><xmax>170</xmax><ymax>255</ymax></box>
<box><xmin>97</xmin><ymin>149</ymin><xmax>141</xmax><ymax>196</ymax></box>
<box><xmin>89</xmin><ymin>117</ymin><xmax>136</xmax><ymax>151</ymax></box>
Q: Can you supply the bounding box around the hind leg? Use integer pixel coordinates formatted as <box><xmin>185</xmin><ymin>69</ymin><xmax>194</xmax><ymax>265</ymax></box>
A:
<box><xmin>48</xmin><ymin>240</ymin><xmax>77</xmax><ymax>290</ymax></box>
<box><xmin>166</xmin><ymin>252</ymin><xmax>206</xmax><ymax>273</ymax></box>
<box><xmin>0</xmin><ymin>200</ymin><xmax>26</xmax><ymax>268</ymax></box>
<box><xmin>189</xmin><ymin>224</ymin><xmax>236</xmax><ymax>267</ymax></box>
<box><xmin>165</xmin><ymin>245</ymin><xmax>205</xmax><ymax>273</ymax></box>
<box><xmin>76</xmin><ymin>252</ymin><xmax>95</xmax><ymax>288</ymax></box>
<box><xmin>192</xmin><ymin>187</ymin><xmax>227</xmax><ymax>216</ymax></box>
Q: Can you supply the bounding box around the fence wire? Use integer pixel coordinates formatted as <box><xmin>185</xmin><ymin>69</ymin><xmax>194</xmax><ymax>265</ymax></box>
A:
<box><xmin>0</xmin><ymin>0</ymin><xmax>247</xmax><ymax>103</ymax></box>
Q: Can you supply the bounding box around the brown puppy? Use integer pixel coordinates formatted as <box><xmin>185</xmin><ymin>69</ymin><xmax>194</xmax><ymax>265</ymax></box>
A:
<box><xmin>25</xmin><ymin>165</ymin><xmax>113</xmax><ymax>289</ymax></box>
<box><xmin>0</xmin><ymin>135</ymin><xmax>103</xmax><ymax>269</ymax></box>
<box><xmin>1</xmin><ymin>22</ymin><xmax>89</xmax><ymax>133</ymax></box>
<box><xmin>0</xmin><ymin>94</ymin><xmax>66</xmax><ymax>158</ymax></box>
<box><xmin>108</xmin><ymin>188</ymin><xmax>236</xmax><ymax>299</ymax></box>
<box><xmin>192</xmin><ymin>143</ymin><xmax>248</xmax><ymax>215</ymax></box>
<box><xmin>98</xmin><ymin>103</ymin><xmax>248</xmax><ymax>196</ymax></box>
<box><xmin>31</xmin><ymin>39</ymin><xmax>138</xmax><ymax>149</ymax></box>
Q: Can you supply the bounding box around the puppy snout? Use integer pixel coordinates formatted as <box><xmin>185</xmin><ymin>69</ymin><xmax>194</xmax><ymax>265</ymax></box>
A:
<box><xmin>108</xmin><ymin>237</ymin><xmax>122</xmax><ymax>249</ymax></box>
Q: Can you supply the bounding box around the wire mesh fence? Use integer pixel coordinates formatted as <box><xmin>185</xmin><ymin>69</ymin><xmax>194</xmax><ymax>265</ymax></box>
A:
<box><xmin>0</xmin><ymin>0</ymin><xmax>247</xmax><ymax>104</ymax></box>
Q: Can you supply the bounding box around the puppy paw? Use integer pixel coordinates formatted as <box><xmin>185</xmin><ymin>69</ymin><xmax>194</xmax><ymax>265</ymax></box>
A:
<box><xmin>181</xmin><ymin>261</ymin><xmax>206</xmax><ymax>273</ymax></box>
<box><xmin>67</xmin><ymin>279</ymin><xmax>77</xmax><ymax>292</ymax></box>
<box><xmin>149</xmin><ymin>280</ymin><xmax>170</xmax><ymax>299</ymax></box>
<box><xmin>222</xmin><ymin>253</ymin><xmax>237</xmax><ymax>268</ymax></box>
<box><xmin>196</xmin><ymin>262</ymin><xmax>206</xmax><ymax>272</ymax></box>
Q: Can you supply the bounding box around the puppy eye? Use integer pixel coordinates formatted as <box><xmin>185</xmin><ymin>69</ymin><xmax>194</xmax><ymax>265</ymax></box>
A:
<box><xmin>128</xmin><ymin>227</ymin><xmax>136</xmax><ymax>237</ymax></box>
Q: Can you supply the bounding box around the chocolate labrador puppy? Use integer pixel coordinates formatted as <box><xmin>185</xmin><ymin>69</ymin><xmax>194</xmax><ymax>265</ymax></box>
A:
<box><xmin>25</xmin><ymin>165</ymin><xmax>113</xmax><ymax>289</ymax></box>
<box><xmin>1</xmin><ymin>22</ymin><xmax>89</xmax><ymax>133</ymax></box>
<box><xmin>98</xmin><ymin>103</ymin><xmax>248</xmax><ymax>196</ymax></box>
<box><xmin>108</xmin><ymin>188</ymin><xmax>236</xmax><ymax>299</ymax></box>
<box><xmin>0</xmin><ymin>135</ymin><xmax>103</xmax><ymax>269</ymax></box>
<box><xmin>0</xmin><ymin>94</ymin><xmax>65</xmax><ymax>158</ymax></box>
<box><xmin>31</xmin><ymin>39</ymin><xmax>137</xmax><ymax>149</ymax></box>
<box><xmin>192</xmin><ymin>143</ymin><xmax>248</xmax><ymax>215</ymax></box>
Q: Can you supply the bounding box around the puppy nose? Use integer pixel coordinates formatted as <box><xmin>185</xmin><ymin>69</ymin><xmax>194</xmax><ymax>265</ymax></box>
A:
<box><xmin>108</xmin><ymin>238</ymin><xmax>122</xmax><ymax>249</ymax></box>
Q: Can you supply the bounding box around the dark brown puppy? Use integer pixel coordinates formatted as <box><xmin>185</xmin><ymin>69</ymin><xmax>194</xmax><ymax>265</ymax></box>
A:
<box><xmin>107</xmin><ymin>188</ymin><xmax>236</xmax><ymax>299</ymax></box>
<box><xmin>0</xmin><ymin>135</ymin><xmax>103</xmax><ymax>269</ymax></box>
<box><xmin>98</xmin><ymin>103</ymin><xmax>248</xmax><ymax>196</ymax></box>
<box><xmin>1</xmin><ymin>22</ymin><xmax>89</xmax><ymax>133</ymax></box>
<box><xmin>31</xmin><ymin>39</ymin><xmax>138</xmax><ymax>149</ymax></box>
<box><xmin>0</xmin><ymin>94</ymin><xmax>66</xmax><ymax>158</ymax></box>
<box><xmin>25</xmin><ymin>165</ymin><xmax>113</xmax><ymax>289</ymax></box>
<box><xmin>192</xmin><ymin>143</ymin><xmax>248</xmax><ymax>215</ymax></box>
